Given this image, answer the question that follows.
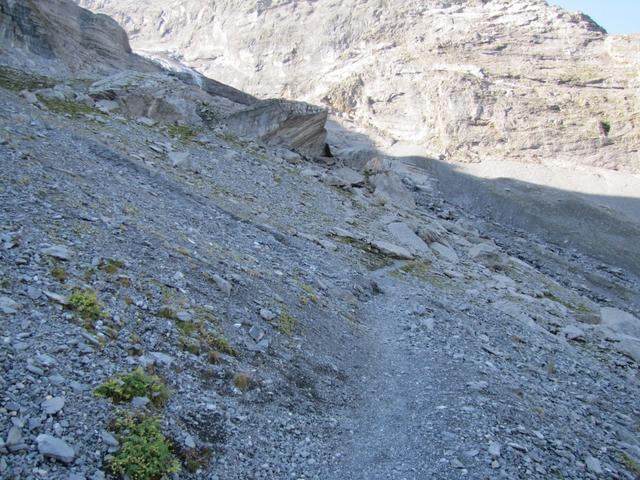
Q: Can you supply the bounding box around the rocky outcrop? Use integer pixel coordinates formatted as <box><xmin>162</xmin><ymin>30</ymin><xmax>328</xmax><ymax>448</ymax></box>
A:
<box><xmin>0</xmin><ymin>0</ymin><xmax>330</xmax><ymax>156</ymax></box>
<box><xmin>0</xmin><ymin>0</ymin><xmax>155</xmax><ymax>75</ymax></box>
<box><xmin>225</xmin><ymin>99</ymin><xmax>328</xmax><ymax>157</ymax></box>
<box><xmin>77</xmin><ymin>0</ymin><xmax>640</xmax><ymax>173</ymax></box>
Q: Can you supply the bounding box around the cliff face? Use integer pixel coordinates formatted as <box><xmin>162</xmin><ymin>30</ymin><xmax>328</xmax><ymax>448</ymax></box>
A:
<box><xmin>77</xmin><ymin>0</ymin><xmax>639</xmax><ymax>172</ymax></box>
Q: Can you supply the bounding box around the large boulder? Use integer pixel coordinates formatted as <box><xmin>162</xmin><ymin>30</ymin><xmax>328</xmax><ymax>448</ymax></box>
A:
<box><xmin>225</xmin><ymin>99</ymin><xmax>328</xmax><ymax>158</ymax></box>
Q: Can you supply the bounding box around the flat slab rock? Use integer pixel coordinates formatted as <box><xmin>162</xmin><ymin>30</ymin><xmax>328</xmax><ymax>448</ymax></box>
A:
<box><xmin>36</xmin><ymin>434</ymin><xmax>75</xmax><ymax>464</ymax></box>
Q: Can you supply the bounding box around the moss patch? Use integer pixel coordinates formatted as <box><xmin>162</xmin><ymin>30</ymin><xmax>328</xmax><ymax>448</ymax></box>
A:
<box><xmin>95</xmin><ymin>368</ymin><xmax>169</xmax><ymax>407</ymax></box>
<box><xmin>0</xmin><ymin>66</ymin><xmax>53</xmax><ymax>91</ymax></box>
<box><xmin>37</xmin><ymin>96</ymin><xmax>95</xmax><ymax>117</ymax></box>
<box><xmin>166</xmin><ymin>125</ymin><xmax>196</xmax><ymax>143</ymax></box>
<box><xmin>107</xmin><ymin>413</ymin><xmax>180</xmax><ymax>480</ymax></box>
<box><xmin>99</xmin><ymin>258</ymin><xmax>125</xmax><ymax>275</ymax></box>
<box><xmin>278</xmin><ymin>310</ymin><xmax>296</xmax><ymax>336</ymax></box>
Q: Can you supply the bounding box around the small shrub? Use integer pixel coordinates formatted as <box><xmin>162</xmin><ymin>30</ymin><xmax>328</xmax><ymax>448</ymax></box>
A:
<box><xmin>233</xmin><ymin>373</ymin><xmax>251</xmax><ymax>392</ymax></box>
<box><xmin>68</xmin><ymin>288</ymin><xmax>107</xmax><ymax>325</ymax></box>
<box><xmin>107</xmin><ymin>413</ymin><xmax>180</xmax><ymax>480</ymax></box>
<box><xmin>166</xmin><ymin>125</ymin><xmax>196</xmax><ymax>143</ymax></box>
<box><xmin>156</xmin><ymin>307</ymin><xmax>178</xmax><ymax>320</ymax></box>
<box><xmin>50</xmin><ymin>266</ymin><xmax>69</xmax><ymax>283</ymax></box>
<box><xmin>278</xmin><ymin>311</ymin><xmax>296</xmax><ymax>336</ymax></box>
<box><xmin>99</xmin><ymin>258</ymin><xmax>125</xmax><ymax>275</ymax></box>
<box><xmin>207</xmin><ymin>351</ymin><xmax>221</xmax><ymax>364</ymax></box>
<box><xmin>182</xmin><ymin>446</ymin><xmax>213</xmax><ymax>474</ymax></box>
<box><xmin>95</xmin><ymin>368</ymin><xmax>168</xmax><ymax>407</ymax></box>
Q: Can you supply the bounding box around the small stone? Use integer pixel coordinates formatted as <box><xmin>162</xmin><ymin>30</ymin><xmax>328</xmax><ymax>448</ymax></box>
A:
<box><xmin>168</xmin><ymin>151</ymin><xmax>190</xmax><ymax>167</ymax></box>
<box><xmin>562</xmin><ymin>324</ymin><xmax>585</xmax><ymax>341</ymax></box>
<box><xmin>585</xmin><ymin>455</ymin><xmax>603</xmax><ymax>474</ymax></box>
<box><xmin>41</xmin><ymin>245</ymin><xmax>72</xmax><ymax>261</ymax></box>
<box><xmin>41</xmin><ymin>397</ymin><xmax>65</xmax><ymax>415</ymax></box>
<box><xmin>452</xmin><ymin>458</ymin><xmax>464</xmax><ymax>469</ymax></box>
<box><xmin>212</xmin><ymin>275</ymin><xmax>232</xmax><ymax>296</ymax></box>
<box><xmin>184</xmin><ymin>434</ymin><xmax>196</xmax><ymax>449</ymax></box>
<box><xmin>259</xmin><ymin>308</ymin><xmax>276</xmax><ymax>321</ymax></box>
<box><xmin>6</xmin><ymin>426</ymin><xmax>27</xmax><ymax>452</ymax></box>
<box><xmin>488</xmin><ymin>442</ymin><xmax>501</xmax><ymax>458</ymax></box>
<box><xmin>100</xmin><ymin>431</ymin><xmax>118</xmax><ymax>448</ymax></box>
<box><xmin>36</xmin><ymin>434</ymin><xmax>75</xmax><ymax>464</ymax></box>
<box><xmin>43</xmin><ymin>290</ymin><xmax>68</xmax><ymax>305</ymax></box>
<box><xmin>131</xmin><ymin>396</ymin><xmax>150</xmax><ymax>409</ymax></box>
<box><xmin>0</xmin><ymin>297</ymin><xmax>19</xmax><ymax>314</ymax></box>
<box><xmin>249</xmin><ymin>325</ymin><xmax>265</xmax><ymax>342</ymax></box>
<box><xmin>26</xmin><ymin>364</ymin><xmax>45</xmax><ymax>375</ymax></box>
<box><xmin>176</xmin><ymin>311</ymin><xmax>192</xmax><ymax>322</ymax></box>
<box><xmin>27</xmin><ymin>287</ymin><xmax>42</xmax><ymax>300</ymax></box>
<box><xmin>34</xmin><ymin>354</ymin><xmax>56</xmax><ymax>368</ymax></box>
<box><xmin>149</xmin><ymin>352</ymin><xmax>174</xmax><ymax>367</ymax></box>
<box><xmin>466</xmin><ymin>380</ymin><xmax>489</xmax><ymax>391</ymax></box>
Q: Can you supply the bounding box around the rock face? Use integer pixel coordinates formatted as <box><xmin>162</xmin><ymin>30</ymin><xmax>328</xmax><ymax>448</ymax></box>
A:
<box><xmin>0</xmin><ymin>0</ymin><xmax>154</xmax><ymax>75</ymax></box>
<box><xmin>77</xmin><ymin>0</ymin><xmax>639</xmax><ymax>172</ymax></box>
<box><xmin>0</xmin><ymin>0</ymin><xmax>329</xmax><ymax>156</ymax></box>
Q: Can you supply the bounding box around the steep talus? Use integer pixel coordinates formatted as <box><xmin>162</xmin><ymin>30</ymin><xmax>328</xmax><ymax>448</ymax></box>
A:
<box><xmin>1</xmin><ymin>2</ymin><xmax>640</xmax><ymax>480</ymax></box>
<box><xmin>78</xmin><ymin>0</ymin><xmax>639</xmax><ymax>172</ymax></box>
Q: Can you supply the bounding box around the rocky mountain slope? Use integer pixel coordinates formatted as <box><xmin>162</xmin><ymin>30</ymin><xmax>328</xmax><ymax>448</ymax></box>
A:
<box><xmin>1</xmin><ymin>1</ymin><xmax>640</xmax><ymax>480</ymax></box>
<box><xmin>77</xmin><ymin>0</ymin><xmax>640</xmax><ymax>172</ymax></box>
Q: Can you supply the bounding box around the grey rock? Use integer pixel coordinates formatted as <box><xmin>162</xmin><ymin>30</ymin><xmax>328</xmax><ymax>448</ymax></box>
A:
<box><xmin>36</xmin><ymin>434</ymin><xmax>75</xmax><ymax>464</ymax></box>
<box><xmin>260</xmin><ymin>308</ymin><xmax>276</xmax><ymax>321</ymax></box>
<box><xmin>100</xmin><ymin>430</ymin><xmax>118</xmax><ymax>448</ymax></box>
<box><xmin>131</xmin><ymin>396</ymin><xmax>150</xmax><ymax>408</ymax></box>
<box><xmin>585</xmin><ymin>455</ymin><xmax>603</xmax><ymax>474</ymax></box>
<box><xmin>387</xmin><ymin>222</ymin><xmax>431</xmax><ymax>257</ymax></box>
<box><xmin>6</xmin><ymin>426</ymin><xmax>27</xmax><ymax>452</ymax></box>
<box><xmin>41</xmin><ymin>397</ymin><xmax>65</xmax><ymax>415</ymax></box>
<box><xmin>325</xmin><ymin>167</ymin><xmax>365</xmax><ymax>187</ymax></box>
<box><xmin>562</xmin><ymin>324</ymin><xmax>586</xmax><ymax>341</ymax></box>
<box><xmin>369</xmin><ymin>239</ymin><xmax>413</xmax><ymax>260</ymax></box>
<box><xmin>184</xmin><ymin>434</ymin><xmax>196</xmax><ymax>449</ymax></box>
<box><xmin>249</xmin><ymin>325</ymin><xmax>265</xmax><ymax>342</ymax></box>
<box><xmin>41</xmin><ymin>245</ymin><xmax>72</xmax><ymax>260</ymax></box>
<box><xmin>488</xmin><ymin>442</ymin><xmax>501</xmax><ymax>458</ymax></box>
<box><xmin>0</xmin><ymin>296</ymin><xmax>18</xmax><ymax>314</ymax></box>
<box><xmin>150</xmin><ymin>351</ymin><xmax>174</xmax><ymax>367</ymax></box>
<box><xmin>212</xmin><ymin>274</ymin><xmax>232</xmax><ymax>296</ymax></box>
<box><xmin>431</xmin><ymin>242</ymin><xmax>459</xmax><ymax>263</ymax></box>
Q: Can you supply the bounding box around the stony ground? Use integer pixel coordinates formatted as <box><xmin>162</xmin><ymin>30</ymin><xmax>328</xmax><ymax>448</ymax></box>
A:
<box><xmin>1</xmin><ymin>79</ymin><xmax>639</xmax><ymax>480</ymax></box>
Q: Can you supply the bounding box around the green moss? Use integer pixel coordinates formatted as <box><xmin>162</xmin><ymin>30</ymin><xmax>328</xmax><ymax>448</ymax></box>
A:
<box><xmin>0</xmin><ymin>66</ymin><xmax>53</xmax><ymax>91</ymax></box>
<box><xmin>619</xmin><ymin>452</ymin><xmax>640</xmax><ymax>476</ymax></box>
<box><xmin>176</xmin><ymin>319</ymin><xmax>237</xmax><ymax>356</ymax></box>
<box><xmin>156</xmin><ymin>307</ymin><xmax>178</xmax><ymax>320</ymax></box>
<box><xmin>37</xmin><ymin>96</ymin><xmax>94</xmax><ymax>117</ymax></box>
<box><xmin>278</xmin><ymin>311</ymin><xmax>296</xmax><ymax>336</ymax></box>
<box><xmin>107</xmin><ymin>413</ymin><xmax>180</xmax><ymax>480</ymax></box>
<box><xmin>99</xmin><ymin>258</ymin><xmax>125</xmax><ymax>275</ymax></box>
<box><xmin>50</xmin><ymin>266</ymin><xmax>69</xmax><ymax>283</ymax></box>
<box><xmin>166</xmin><ymin>125</ymin><xmax>196</xmax><ymax>143</ymax></box>
<box><xmin>95</xmin><ymin>368</ymin><xmax>168</xmax><ymax>407</ymax></box>
<box><xmin>68</xmin><ymin>288</ymin><xmax>107</xmax><ymax>326</ymax></box>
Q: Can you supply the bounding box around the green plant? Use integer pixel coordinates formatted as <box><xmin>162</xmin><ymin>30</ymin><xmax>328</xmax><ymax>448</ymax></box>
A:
<box><xmin>619</xmin><ymin>452</ymin><xmax>640</xmax><ymax>476</ymax></box>
<box><xmin>99</xmin><ymin>258</ymin><xmax>125</xmax><ymax>275</ymax></box>
<box><xmin>233</xmin><ymin>372</ymin><xmax>251</xmax><ymax>392</ymax></box>
<box><xmin>278</xmin><ymin>311</ymin><xmax>296</xmax><ymax>336</ymax></box>
<box><xmin>156</xmin><ymin>307</ymin><xmax>178</xmax><ymax>320</ymax></box>
<box><xmin>68</xmin><ymin>288</ymin><xmax>107</xmax><ymax>325</ymax></box>
<box><xmin>50</xmin><ymin>265</ymin><xmax>69</xmax><ymax>283</ymax></box>
<box><xmin>0</xmin><ymin>66</ymin><xmax>53</xmax><ymax>91</ymax></box>
<box><xmin>107</xmin><ymin>413</ymin><xmax>180</xmax><ymax>480</ymax></box>
<box><xmin>181</xmin><ymin>446</ymin><xmax>213</xmax><ymax>474</ymax></box>
<box><xmin>166</xmin><ymin>125</ymin><xmax>196</xmax><ymax>143</ymax></box>
<box><xmin>37</xmin><ymin>96</ymin><xmax>94</xmax><ymax>117</ymax></box>
<box><xmin>95</xmin><ymin>368</ymin><xmax>169</xmax><ymax>407</ymax></box>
